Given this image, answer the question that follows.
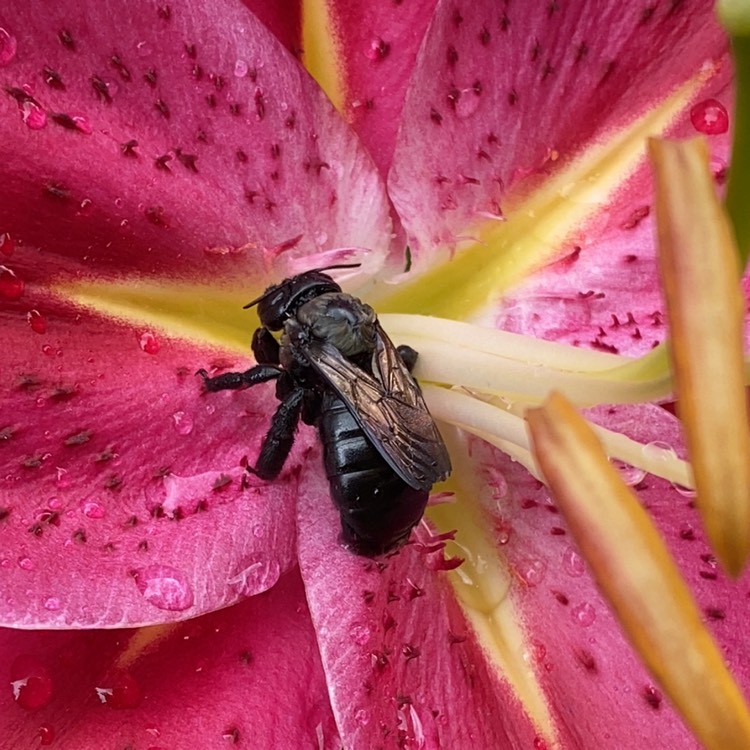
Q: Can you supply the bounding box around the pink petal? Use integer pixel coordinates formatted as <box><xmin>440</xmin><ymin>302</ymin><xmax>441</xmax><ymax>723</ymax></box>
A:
<box><xmin>468</xmin><ymin>403</ymin><xmax>750</xmax><ymax>747</ymax></box>
<box><xmin>0</xmin><ymin>570</ymin><xmax>342</xmax><ymax>749</ymax></box>
<box><xmin>0</xmin><ymin>300</ymin><xmax>305</xmax><ymax>627</ymax></box>
<box><xmin>0</xmin><ymin>0</ymin><xmax>391</xmax><ymax>285</ymax></box>
<box><xmin>389</xmin><ymin>0</ymin><xmax>726</xmax><ymax>265</ymax></box>
<box><xmin>324</xmin><ymin>0</ymin><xmax>438</xmax><ymax>175</ymax></box>
<box><xmin>241</xmin><ymin>1</ymin><xmax>302</xmax><ymax>56</ymax></box>
<box><xmin>296</xmin><ymin>454</ymin><xmax>541</xmax><ymax>749</ymax></box>
<box><xmin>495</xmin><ymin>76</ymin><xmax>733</xmax><ymax>356</ymax></box>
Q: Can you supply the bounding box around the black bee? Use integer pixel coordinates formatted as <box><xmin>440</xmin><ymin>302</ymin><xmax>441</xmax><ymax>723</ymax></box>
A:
<box><xmin>198</xmin><ymin>266</ymin><xmax>451</xmax><ymax>556</ymax></box>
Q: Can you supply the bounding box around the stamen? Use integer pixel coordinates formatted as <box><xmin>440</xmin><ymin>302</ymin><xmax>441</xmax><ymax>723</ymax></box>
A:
<box><xmin>651</xmin><ymin>137</ymin><xmax>750</xmax><ymax>576</ymax></box>
<box><xmin>527</xmin><ymin>392</ymin><xmax>750</xmax><ymax>750</ymax></box>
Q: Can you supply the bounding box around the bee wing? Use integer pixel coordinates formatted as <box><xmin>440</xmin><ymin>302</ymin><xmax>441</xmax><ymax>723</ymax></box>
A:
<box><xmin>304</xmin><ymin>329</ymin><xmax>451</xmax><ymax>491</ymax></box>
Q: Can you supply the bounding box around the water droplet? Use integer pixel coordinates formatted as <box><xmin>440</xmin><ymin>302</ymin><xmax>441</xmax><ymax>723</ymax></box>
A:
<box><xmin>365</xmin><ymin>37</ymin><xmax>390</xmax><ymax>61</ymax></box>
<box><xmin>18</xmin><ymin>556</ymin><xmax>34</xmax><ymax>570</ymax></box>
<box><xmin>132</xmin><ymin>564</ymin><xmax>194</xmax><ymax>611</ymax></box>
<box><xmin>43</xmin><ymin>596</ymin><xmax>61</xmax><ymax>611</ymax></box>
<box><xmin>22</xmin><ymin>99</ymin><xmax>47</xmax><ymax>130</ymax></box>
<box><xmin>672</xmin><ymin>481</ymin><xmax>697</xmax><ymax>498</ymax></box>
<box><xmin>71</xmin><ymin>115</ymin><xmax>92</xmax><ymax>135</ymax></box>
<box><xmin>38</xmin><ymin>724</ymin><xmax>55</xmax><ymax>746</ymax></box>
<box><xmin>496</xmin><ymin>527</ymin><xmax>511</xmax><ymax>545</ymax></box>
<box><xmin>28</xmin><ymin>310</ymin><xmax>47</xmax><ymax>334</ymax></box>
<box><xmin>354</xmin><ymin>708</ymin><xmax>370</xmax><ymax>727</ymax></box>
<box><xmin>571</xmin><ymin>601</ymin><xmax>596</xmax><ymax>627</ymax></box>
<box><xmin>0</xmin><ymin>232</ymin><xmax>14</xmax><ymax>257</ymax></box>
<box><xmin>0</xmin><ymin>27</ymin><xmax>17</xmax><ymax>66</ymax></box>
<box><xmin>48</xmin><ymin>497</ymin><xmax>62</xmax><ymax>510</ymax></box>
<box><xmin>0</xmin><ymin>266</ymin><xmax>24</xmax><ymax>300</ymax></box>
<box><xmin>41</xmin><ymin>344</ymin><xmax>53</xmax><ymax>356</ymax></box>
<box><xmin>80</xmin><ymin>498</ymin><xmax>106</xmax><ymax>519</ymax></box>
<box><xmin>517</xmin><ymin>558</ymin><xmax>546</xmax><ymax>586</ymax></box>
<box><xmin>95</xmin><ymin>671</ymin><xmax>142</xmax><ymax>708</ymax></box>
<box><xmin>171</xmin><ymin>410</ymin><xmax>194</xmax><ymax>435</ymax></box>
<box><xmin>138</xmin><ymin>331</ymin><xmax>160</xmax><ymax>354</ymax></box>
<box><xmin>690</xmin><ymin>98</ymin><xmax>729</xmax><ymax>135</ymax></box>
<box><xmin>611</xmin><ymin>459</ymin><xmax>646</xmax><ymax>487</ymax></box>
<box><xmin>562</xmin><ymin>546</ymin><xmax>585</xmax><ymax>577</ymax></box>
<box><xmin>234</xmin><ymin>59</ymin><xmax>248</xmax><ymax>77</ymax></box>
<box><xmin>349</xmin><ymin>622</ymin><xmax>371</xmax><ymax>646</ymax></box>
<box><xmin>455</xmin><ymin>88</ymin><xmax>480</xmax><ymax>119</ymax></box>
<box><xmin>251</xmin><ymin>523</ymin><xmax>265</xmax><ymax>538</ymax></box>
<box><xmin>228</xmin><ymin>557</ymin><xmax>281</xmax><ymax>596</ymax></box>
<box><xmin>10</xmin><ymin>655</ymin><xmax>54</xmax><ymax>709</ymax></box>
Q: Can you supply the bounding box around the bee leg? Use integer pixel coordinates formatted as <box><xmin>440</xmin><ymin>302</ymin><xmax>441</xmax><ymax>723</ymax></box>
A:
<box><xmin>196</xmin><ymin>364</ymin><xmax>281</xmax><ymax>392</ymax></box>
<box><xmin>252</xmin><ymin>327</ymin><xmax>280</xmax><ymax>365</ymax></box>
<box><xmin>396</xmin><ymin>344</ymin><xmax>418</xmax><ymax>373</ymax></box>
<box><xmin>250</xmin><ymin>388</ymin><xmax>305</xmax><ymax>480</ymax></box>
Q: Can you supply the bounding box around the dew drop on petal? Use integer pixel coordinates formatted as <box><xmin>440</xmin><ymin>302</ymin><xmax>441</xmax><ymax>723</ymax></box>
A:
<box><xmin>18</xmin><ymin>556</ymin><xmax>34</xmax><ymax>570</ymax></box>
<box><xmin>234</xmin><ymin>59</ymin><xmax>248</xmax><ymax>77</ymax></box>
<box><xmin>355</xmin><ymin>708</ymin><xmax>370</xmax><ymax>727</ymax></box>
<box><xmin>22</xmin><ymin>99</ymin><xmax>47</xmax><ymax>130</ymax></box>
<box><xmin>28</xmin><ymin>310</ymin><xmax>47</xmax><ymax>334</ymax></box>
<box><xmin>349</xmin><ymin>622</ymin><xmax>372</xmax><ymax>646</ymax></box>
<box><xmin>38</xmin><ymin>724</ymin><xmax>55</xmax><ymax>746</ymax></box>
<box><xmin>0</xmin><ymin>233</ymin><xmax>14</xmax><ymax>257</ymax></box>
<box><xmin>228</xmin><ymin>558</ymin><xmax>281</xmax><ymax>596</ymax></box>
<box><xmin>95</xmin><ymin>671</ymin><xmax>142</xmax><ymax>709</ymax></box>
<box><xmin>517</xmin><ymin>558</ymin><xmax>546</xmax><ymax>586</ymax></box>
<box><xmin>455</xmin><ymin>89</ymin><xmax>480</xmax><ymax>119</ymax></box>
<box><xmin>690</xmin><ymin>98</ymin><xmax>729</xmax><ymax>135</ymax></box>
<box><xmin>171</xmin><ymin>410</ymin><xmax>194</xmax><ymax>435</ymax></box>
<box><xmin>0</xmin><ymin>266</ymin><xmax>24</xmax><ymax>300</ymax></box>
<box><xmin>72</xmin><ymin>115</ymin><xmax>92</xmax><ymax>134</ymax></box>
<box><xmin>132</xmin><ymin>564</ymin><xmax>194</xmax><ymax>611</ymax></box>
<box><xmin>611</xmin><ymin>459</ymin><xmax>646</xmax><ymax>487</ymax></box>
<box><xmin>0</xmin><ymin>27</ymin><xmax>17</xmax><ymax>66</ymax></box>
<box><xmin>571</xmin><ymin>601</ymin><xmax>596</xmax><ymax>627</ymax></box>
<box><xmin>80</xmin><ymin>498</ymin><xmax>106</xmax><ymax>519</ymax></box>
<box><xmin>10</xmin><ymin>654</ymin><xmax>54</xmax><ymax>709</ymax></box>
<box><xmin>562</xmin><ymin>546</ymin><xmax>585</xmax><ymax>577</ymax></box>
<box><xmin>138</xmin><ymin>331</ymin><xmax>160</xmax><ymax>354</ymax></box>
<box><xmin>43</xmin><ymin>596</ymin><xmax>61</xmax><ymax>611</ymax></box>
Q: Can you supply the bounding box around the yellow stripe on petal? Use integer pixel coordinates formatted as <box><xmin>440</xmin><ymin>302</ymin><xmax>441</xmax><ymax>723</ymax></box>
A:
<box><xmin>527</xmin><ymin>392</ymin><xmax>750</xmax><ymax>750</ymax></box>
<box><xmin>377</xmin><ymin>70</ymin><xmax>713</xmax><ymax>319</ymax></box>
<box><xmin>302</xmin><ymin>0</ymin><xmax>345</xmax><ymax>113</ymax></box>
<box><xmin>650</xmin><ymin>137</ymin><xmax>750</xmax><ymax>576</ymax></box>
<box><xmin>57</xmin><ymin>279</ymin><xmax>257</xmax><ymax>353</ymax></box>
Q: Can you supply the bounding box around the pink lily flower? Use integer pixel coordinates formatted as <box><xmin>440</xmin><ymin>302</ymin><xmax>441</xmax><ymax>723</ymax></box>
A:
<box><xmin>0</xmin><ymin>1</ymin><xmax>747</xmax><ymax>748</ymax></box>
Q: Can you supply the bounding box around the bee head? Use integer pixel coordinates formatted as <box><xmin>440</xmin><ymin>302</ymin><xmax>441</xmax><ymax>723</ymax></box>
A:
<box><xmin>244</xmin><ymin>265</ymin><xmax>359</xmax><ymax>330</ymax></box>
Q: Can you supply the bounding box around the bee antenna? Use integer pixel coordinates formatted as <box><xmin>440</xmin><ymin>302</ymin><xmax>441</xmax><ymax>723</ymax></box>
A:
<box><xmin>242</xmin><ymin>263</ymin><xmax>362</xmax><ymax>309</ymax></box>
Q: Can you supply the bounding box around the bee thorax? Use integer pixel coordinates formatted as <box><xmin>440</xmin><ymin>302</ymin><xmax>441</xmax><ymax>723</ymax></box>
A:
<box><xmin>294</xmin><ymin>292</ymin><xmax>377</xmax><ymax>357</ymax></box>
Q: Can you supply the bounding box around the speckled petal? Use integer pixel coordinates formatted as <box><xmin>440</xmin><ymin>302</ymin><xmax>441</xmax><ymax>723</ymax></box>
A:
<box><xmin>319</xmin><ymin>0</ymin><xmax>438</xmax><ymax>175</ymax></box>
<box><xmin>389</xmin><ymin>0</ymin><xmax>725</xmax><ymax>270</ymax></box>
<box><xmin>0</xmin><ymin>0</ymin><xmax>390</xmax><ymax>286</ymax></box>
<box><xmin>456</xmin><ymin>404</ymin><xmax>750</xmax><ymax>748</ymax></box>
<box><xmin>0</xmin><ymin>297</ymin><xmax>304</xmax><ymax>628</ymax></box>
<box><xmin>0</xmin><ymin>570</ymin><xmax>341</xmax><ymax>749</ymax></box>
<box><xmin>296</xmin><ymin>453</ymin><xmax>541</xmax><ymax>750</ymax></box>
